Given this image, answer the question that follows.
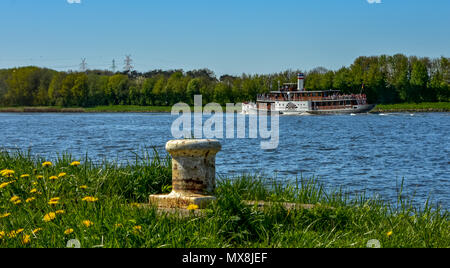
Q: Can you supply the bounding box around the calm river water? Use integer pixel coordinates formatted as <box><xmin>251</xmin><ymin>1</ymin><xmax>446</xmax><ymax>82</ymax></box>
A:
<box><xmin>0</xmin><ymin>112</ymin><xmax>449</xmax><ymax>209</ymax></box>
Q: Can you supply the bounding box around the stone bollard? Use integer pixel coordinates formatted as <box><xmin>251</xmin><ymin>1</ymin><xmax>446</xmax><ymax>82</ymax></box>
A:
<box><xmin>149</xmin><ymin>139</ymin><xmax>221</xmax><ymax>209</ymax></box>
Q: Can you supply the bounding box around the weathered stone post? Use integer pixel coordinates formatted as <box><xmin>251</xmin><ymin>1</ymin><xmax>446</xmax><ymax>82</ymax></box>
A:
<box><xmin>149</xmin><ymin>139</ymin><xmax>221</xmax><ymax>209</ymax></box>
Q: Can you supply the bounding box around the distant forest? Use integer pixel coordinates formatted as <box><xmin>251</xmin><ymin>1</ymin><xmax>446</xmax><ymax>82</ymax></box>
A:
<box><xmin>0</xmin><ymin>54</ymin><xmax>448</xmax><ymax>107</ymax></box>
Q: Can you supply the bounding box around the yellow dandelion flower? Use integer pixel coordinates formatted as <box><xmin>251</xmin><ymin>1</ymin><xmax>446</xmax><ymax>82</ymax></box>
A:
<box><xmin>130</xmin><ymin>203</ymin><xmax>141</xmax><ymax>208</ymax></box>
<box><xmin>0</xmin><ymin>213</ymin><xmax>11</xmax><ymax>219</ymax></box>
<box><xmin>0</xmin><ymin>231</ymin><xmax>5</xmax><ymax>239</ymax></box>
<box><xmin>48</xmin><ymin>200</ymin><xmax>59</xmax><ymax>205</ymax></box>
<box><xmin>32</xmin><ymin>182</ymin><xmax>38</xmax><ymax>186</ymax></box>
<box><xmin>20</xmin><ymin>174</ymin><xmax>30</xmax><ymax>179</ymax></box>
<box><xmin>36</xmin><ymin>175</ymin><xmax>44</xmax><ymax>180</ymax></box>
<box><xmin>32</xmin><ymin>228</ymin><xmax>42</xmax><ymax>235</ymax></box>
<box><xmin>55</xmin><ymin>210</ymin><xmax>65</xmax><ymax>215</ymax></box>
<box><xmin>26</xmin><ymin>197</ymin><xmax>36</xmax><ymax>203</ymax></box>
<box><xmin>0</xmin><ymin>181</ymin><xmax>15</xmax><ymax>189</ymax></box>
<box><xmin>133</xmin><ymin>225</ymin><xmax>142</xmax><ymax>232</ymax></box>
<box><xmin>43</xmin><ymin>212</ymin><xmax>56</xmax><ymax>222</ymax></box>
<box><xmin>10</xmin><ymin>196</ymin><xmax>19</xmax><ymax>202</ymax></box>
<box><xmin>58</xmin><ymin>172</ymin><xmax>67</xmax><ymax>178</ymax></box>
<box><xmin>8</xmin><ymin>229</ymin><xmax>24</xmax><ymax>238</ymax></box>
<box><xmin>187</xmin><ymin>204</ymin><xmax>199</xmax><ymax>211</ymax></box>
<box><xmin>79</xmin><ymin>185</ymin><xmax>88</xmax><ymax>189</ymax></box>
<box><xmin>49</xmin><ymin>176</ymin><xmax>58</xmax><ymax>180</ymax></box>
<box><xmin>0</xmin><ymin>182</ymin><xmax>10</xmax><ymax>189</ymax></box>
<box><xmin>1</xmin><ymin>169</ymin><xmax>14</xmax><ymax>177</ymax></box>
<box><xmin>14</xmin><ymin>200</ymin><xmax>22</xmax><ymax>205</ymax></box>
<box><xmin>70</xmin><ymin>161</ymin><xmax>81</xmax><ymax>167</ymax></box>
<box><xmin>82</xmin><ymin>220</ymin><xmax>93</xmax><ymax>228</ymax></box>
<box><xmin>387</xmin><ymin>231</ymin><xmax>393</xmax><ymax>237</ymax></box>
<box><xmin>22</xmin><ymin>235</ymin><xmax>31</xmax><ymax>245</ymax></box>
<box><xmin>8</xmin><ymin>231</ymin><xmax>17</xmax><ymax>238</ymax></box>
<box><xmin>30</xmin><ymin>188</ymin><xmax>38</xmax><ymax>194</ymax></box>
<box><xmin>82</xmin><ymin>196</ymin><xmax>99</xmax><ymax>203</ymax></box>
<box><xmin>42</xmin><ymin>162</ymin><xmax>53</xmax><ymax>167</ymax></box>
<box><xmin>64</xmin><ymin>229</ymin><xmax>74</xmax><ymax>235</ymax></box>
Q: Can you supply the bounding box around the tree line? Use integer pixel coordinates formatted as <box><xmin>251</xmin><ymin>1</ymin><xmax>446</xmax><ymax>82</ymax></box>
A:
<box><xmin>0</xmin><ymin>54</ymin><xmax>448</xmax><ymax>107</ymax></box>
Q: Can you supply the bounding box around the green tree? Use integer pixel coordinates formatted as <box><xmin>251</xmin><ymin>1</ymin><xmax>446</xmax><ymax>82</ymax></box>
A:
<box><xmin>320</xmin><ymin>71</ymin><xmax>335</xmax><ymax>90</ymax></box>
<box><xmin>213</xmin><ymin>82</ymin><xmax>232</xmax><ymax>105</ymax></box>
<box><xmin>5</xmin><ymin>67</ymin><xmax>42</xmax><ymax>106</ymax></box>
<box><xmin>186</xmin><ymin>78</ymin><xmax>202</xmax><ymax>105</ymax></box>
<box><xmin>152</xmin><ymin>76</ymin><xmax>166</xmax><ymax>106</ymax></box>
<box><xmin>59</xmin><ymin>74</ymin><xmax>77</xmax><ymax>106</ymax></box>
<box><xmin>333</xmin><ymin>67</ymin><xmax>352</xmax><ymax>93</ymax></box>
<box><xmin>386</xmin><ymin>54</ymin><xmax>409</xmax><ymax>103</ymax></box>
<box><xmin>410</xmin><ymin>60</ymin><xmax>429</xmax><ymax>103</ymax></box>
<box><xmin>71</xmin><ymin>74</ymin><xmax>89</xmax><ymax>107</ymax></box>
<box><xmin>107</xmin><ymin>74</ymin><xmax>129</xmax><ymax>105</ymax></box>
<box><xmin>141</xmin><ymin>78</ymin><xmax>156</xmax><ymax>105</ymax></box>
<box><xmin>48</xmin><ymin>72</ymin><xmax>66</xmax><ymax>106</ymax></box>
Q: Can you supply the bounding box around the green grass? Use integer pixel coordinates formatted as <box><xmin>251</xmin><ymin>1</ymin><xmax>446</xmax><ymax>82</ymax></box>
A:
<box><xmin>374</xmin><ymin>102</ymin><xmax>450</xmax><ymax>112</ymax></box>
<box><xmin>0</xmin><ymin>106</ymin><xmax>85</xmax><ymax>113</ymax></box>
<box><xmin>0</xmin><ymin>106</ymin><xmax>174</xmax><ymax>113</ymax></box>
<box><xmin>0</xmin><ymin>151</ymin><xmax>448</xmax><ymax>248</ymax></box>
<box><xmin>0</xmin><ymin>105</ymin><xmax>236</xmax><ymax>113</ymax></box>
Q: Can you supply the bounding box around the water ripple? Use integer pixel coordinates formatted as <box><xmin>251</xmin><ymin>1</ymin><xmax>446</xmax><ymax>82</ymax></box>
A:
<box><xmin>0</xmin><ymin>112</ymin><xmax>448</xmax><ymax>209</ymax></box>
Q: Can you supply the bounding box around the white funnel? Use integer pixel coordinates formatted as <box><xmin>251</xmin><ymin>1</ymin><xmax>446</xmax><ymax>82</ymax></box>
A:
<box><xmin>298</xmin><ymin>73</ymin><xmax>305</xmax><ymax>91</ymax></box>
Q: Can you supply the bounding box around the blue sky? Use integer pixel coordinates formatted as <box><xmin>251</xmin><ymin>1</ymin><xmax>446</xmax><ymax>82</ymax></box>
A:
<box><xmin>0</xmin><ymin>0</ymin><xmax>449</xmax><ymax>76</ymax></box>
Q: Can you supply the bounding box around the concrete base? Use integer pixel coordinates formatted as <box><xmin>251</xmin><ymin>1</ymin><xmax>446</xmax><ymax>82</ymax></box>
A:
<box><xmin>149</xmin><ymin>192</ymin><xmax>216</xmax><ymax>209</ymax></box>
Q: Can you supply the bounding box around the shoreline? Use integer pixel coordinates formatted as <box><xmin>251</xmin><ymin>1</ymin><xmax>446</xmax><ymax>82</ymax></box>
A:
<box><xmin>0</xmin><ymin>103</ymin><xmax>449</xmax><ymax>114</ymax></box>
<box><xmin>372</xmin><ymin>109</ymin><xmax>449</xmax><ymax>113</ymax></box>
<box><xmin>0</xmin><ymin>106</ymin><xmax>172</xmax><ymax>113</ymax></box>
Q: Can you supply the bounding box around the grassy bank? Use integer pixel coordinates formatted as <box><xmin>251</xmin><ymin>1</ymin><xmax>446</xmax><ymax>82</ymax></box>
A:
<box><xmin>0</xmin><ymin>106</ymin><xmax>173</xmax><ymax>113</ymax></box>
<box><xmin>374</xmin><ymin>102</ymin><xmax>450</xmax><ymax>113</ymax></box>
<box><xmin>85</xmin><ymin>105</ymin><xmax>173</xmax><ymax>113</ymax></box>
<box><xmin>0</xmin><ymin>106</ymin><xmax>85</xmax><ymax>113</ymax></box>
<box><xmin>0</xmin><ymin>151</ymin><xmax>448</xmax><ymax>248</ymax></box>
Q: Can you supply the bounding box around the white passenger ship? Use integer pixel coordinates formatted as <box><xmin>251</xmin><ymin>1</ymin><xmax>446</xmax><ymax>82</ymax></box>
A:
<box><xmin>242</xmin><ymin>73</ymin><xmax>376</xmax><ymax>115</ymax></box>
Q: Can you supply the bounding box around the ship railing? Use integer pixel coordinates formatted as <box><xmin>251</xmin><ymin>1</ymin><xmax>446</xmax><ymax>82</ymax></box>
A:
<box><xmin>321</xmin><ymin>94</ymin><xmax>367</xmax><ymax>101</ymax></box>
<box><xmin>257</xmin><ymin>94</ymin><xmax>367</xmax><ymax>102</ymax></box>
<box><xmin>313</xmin><ymin>105</ymin><xmax>352</xmax><ymax>110</ymax></box>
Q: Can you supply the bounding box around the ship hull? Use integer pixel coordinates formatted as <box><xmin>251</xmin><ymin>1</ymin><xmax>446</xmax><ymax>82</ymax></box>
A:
<box><xmin>242</xmin><ymin>104</ymin><xmax>376</xmax><ymax>115</ymax></box>
<box><xmin>307</xmin><ymin>104</ymin><xmax>376</xmax><ymax>115</ymax></box>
